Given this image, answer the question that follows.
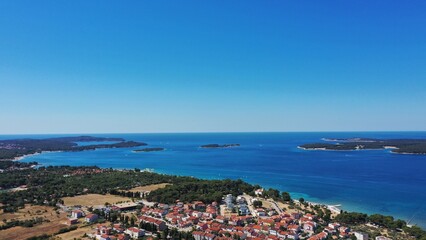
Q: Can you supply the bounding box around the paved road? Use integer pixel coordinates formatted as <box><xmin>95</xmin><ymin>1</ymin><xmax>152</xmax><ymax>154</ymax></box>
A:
<box><xmin>267</xmin><ymin>199</ymin><xmax>283</xmax><ymax>214</ymax></box>
<box><xmin>242</xmin><ymin>194</ymin><xmax>256</xmax><ymax>216</ymax></box>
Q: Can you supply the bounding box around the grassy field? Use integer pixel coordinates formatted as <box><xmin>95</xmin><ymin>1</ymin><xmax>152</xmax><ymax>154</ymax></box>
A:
<box><xmin>275</xmin><ymin>201</ymin><xmax>302</xmax><ymax>214</ymax></box>
<box><xmin>0</xmin><ymin>205</ymin><xmax>68</xmax><ymax>240</ymax></box>
<box><xmin>55</xmin><ymin>225</ymin><xmax>94</xmax><ymax>240</ymax></box>
<box><xmin>260</xmin><ymin>199</ymin><xmax>273</xmax><ymax>209</ymax></box>
<box><xmin>128</xmin><ymin>183</ymin><xmax>170</xmax><ymax>192</ymax></box>
<box><xmin>0</xmin><ymin>223</ymin><xmax>68</xmax><ymax>240</ymax></box>
<box><xmin>62</xmin><ymin>194</ymin><xmax>131</xmax><ymax>206</ymax></box>
<box><xmin>0</xmin><ymin>205</ymin><xmax>64</xmax><ymax>225</ymax></box>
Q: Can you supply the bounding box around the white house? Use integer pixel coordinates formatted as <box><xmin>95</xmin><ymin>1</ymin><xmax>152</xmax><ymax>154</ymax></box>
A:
<box><xmin>225</xmin><ymin>194</ymin><xmax>234</xmax><ymax>209</ymax></box>
<box><xmin>125</xmin><ymin>227</ymin><xmax>144</xmax><ymax>239</ymax></box>
<box><xmin>85</xmin><ymin>213</ymin><xmax>98</xmax><ymax>223</ymax></box>
<box><xmin>354</xmin><ymin>231</ymin><xmax>369</xmax><ymax>240</ymax></box>
<box><xmin>375</xmin><ymin>237</ymin><xmax>391</xmax><ymax>240</ymax></box>
<box><xmin>71</xmin><ymin>209</ymin><xmax>84</xmax><ymax>219</ymax></box>
<box><xmin>254</xmin><ymin>188</ymin><xmax>264</xmax><ymax>196</ymax></box>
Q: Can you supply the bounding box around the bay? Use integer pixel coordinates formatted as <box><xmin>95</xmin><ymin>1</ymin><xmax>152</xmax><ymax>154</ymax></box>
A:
<box><xmin>6</xmin><ymin>132</ymin><xmax>426</xmax><ymax>228</ymax></box>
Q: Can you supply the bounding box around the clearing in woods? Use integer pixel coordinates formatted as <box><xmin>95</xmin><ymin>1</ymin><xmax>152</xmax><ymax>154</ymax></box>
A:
<box><xmin>62</xmin><ymin>194</ymin><xmax>131</xmax><ymax>206</ymax></box>
<box><xmin>128</xmin><ymin>183</ymin><xmax>171</xmax><ymax>192</ymax></box>
<box><xmin>0</xmin><ymin>205</ymin><xmax>68</xmax><ymax>240</ymax></box>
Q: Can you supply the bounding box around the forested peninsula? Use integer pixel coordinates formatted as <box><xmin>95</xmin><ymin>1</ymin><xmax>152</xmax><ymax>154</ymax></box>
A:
<box><xmin>300</xmin><ymin>138</ymin><xmax>426</xmax><ymax>154</ymax></box>
<box><xmin>0</xmin><ymin>136</ymin><xmax>147</xmax><ymax>160</ymax></box>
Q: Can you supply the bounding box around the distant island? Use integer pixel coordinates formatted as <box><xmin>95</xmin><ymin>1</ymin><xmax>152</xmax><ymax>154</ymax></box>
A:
<box><xmin>300</xmin><ymin>138</ymin><xmax>426</xmax><ymax>154</ymax></box>
<box><xmin>200</xmin><ymin>143</ymin><xmax>240</xmax><ymax>148</ymax></box>
<box><xmin>0</xmin><ymin>136</ymin><xmax>147</xmax><ymax>160</ymax></box>
<box><xmin>321</xmin><ymin>137</ymin><xmax>377</xmax><ymax>142</ymax></box>
<box><xmin>133</xmin><ymin>147</ymin><xmax>165</xmax><ymax>152</ymax></box>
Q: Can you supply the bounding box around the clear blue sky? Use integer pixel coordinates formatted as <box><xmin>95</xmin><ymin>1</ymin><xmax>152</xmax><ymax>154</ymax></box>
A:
<box><xmin>1</xmin><ymin>1</ymin><xmax>425</xmax><ymax>134</ymax></box>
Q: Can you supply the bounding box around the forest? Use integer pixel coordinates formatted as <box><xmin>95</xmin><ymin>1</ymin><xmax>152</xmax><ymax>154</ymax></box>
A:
<box><xmin>146</xmin><ymin>179</ymin><xmax>255</xmax><ymax>203</ymax></box>
<box><xmin>0</xmin><ymin>166</ymin><xmax>251</xmax><ymax>212</ymax></box>
<box><xmin>300</xmin><ymin>138</ymin><xmax>426</xmax><ymax>154</ymax></box>
<box><xmin>0</xmin><ymin>136</ymin><xmax>147</xmax><ymax>159</ymax></box>
<box><xmin>335</xmin><ymin>212</ymin><xmax>426</xmax><ymax>239</ymax></box>
<box><xmin>0</xmin><ymin>160</ymin><xmax>38</xmax><ymax>171</ymax></box>
<box><xmin>1</xmin><ymin>165</ymin><xmax>425</xmax><ymax>239</ymax></box>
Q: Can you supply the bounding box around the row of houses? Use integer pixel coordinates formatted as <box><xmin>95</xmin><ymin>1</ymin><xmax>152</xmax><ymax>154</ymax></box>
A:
<box><xmin>140</xmin><ymin>200</ymin><xmax>219</xmax><ymax>230</ymax></box>
<box><xmin>67</xmin><ymin>209</ymin><xmax>98</xmax><ymax>225</ymax></box>
<box><xmin>65</xmin><ymin>195</ymin><xmax>383</xmax><ymax>240</ymax></box>
<box><xmin>90</xmin><ymin>223</ymin><xmax>143</xmax><ymax>240</ymax></box>
<box><xmin>186</xmin><ymin>199</ymin><xmax>364</xmax><ymax>240</ymax></box>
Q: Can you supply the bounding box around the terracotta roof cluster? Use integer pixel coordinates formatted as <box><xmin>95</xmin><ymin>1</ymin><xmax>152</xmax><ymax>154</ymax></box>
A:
<box><xmin>138</xmin><ymin>215</ymin><xmax>165</xmax><ymax>226</ymax></box>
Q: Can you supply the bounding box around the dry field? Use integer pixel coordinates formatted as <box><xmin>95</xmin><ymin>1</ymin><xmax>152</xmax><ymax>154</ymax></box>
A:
<box><xmin>275</xmin><ymin>200</ymin><xmax>339</xmax><ymax>217</ymax></box>
<box><xmin>0</xmin><ymin>223</ymin><xmax>68</xmax><ymax>240</ymax></box>
<box><xmin>0</xmin><ymin>205</ymin><xmax>64</xmax><ymax>225</ymax></box>
<box><xmin>0</xmin><ymin>205</ymin><xmax>68</xmax><ymax>240</ymax></box>
<box><xmin>62</xmin><ymin>194</ymin><xmax>131</xmax><ymax>206</ymax></box>
<box><xmin>128</xmin><ymin>183</ymin><xmax>170</xmax><ymax>192</ymax></box>
<box><xmin>275</xmin><ymin>201</ymin><xmax>301</xmax><ymax>214</ymax></box>
<box><xmin>260</xmin><ymin>200</ymin><xmax>273</xmax><ymax>209</ymax></box>
<box><xmin>55</xmin><ymin>225</ymin><xmax>94</xmax><ymax>240</ymax></box>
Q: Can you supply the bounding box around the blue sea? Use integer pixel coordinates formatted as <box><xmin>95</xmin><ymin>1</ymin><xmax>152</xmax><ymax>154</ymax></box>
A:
<box><xmin>3</xmin><ymin>132</ymin><xmax>426</xmax><ymax>228</ymax></box>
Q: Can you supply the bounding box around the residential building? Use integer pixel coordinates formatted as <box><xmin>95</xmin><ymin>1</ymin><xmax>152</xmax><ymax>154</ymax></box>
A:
<box><xmin>125</xmin><ymin>227</ymin><xmax>144</xmax><ymax>239</ymax></box>
<box><xmin>85</xmin><ymin>213</ymin><xmax>99</xmax><ymax>223</ymax></box>
<box><xmin>354</xmin><ymin>231</ymin><xmax>369</xmax><ymax>240</ymax></box>
<box><xmin>71</xmin><ymin>209</ymin><xmax>84</xmax><ymax>218</ymax></box>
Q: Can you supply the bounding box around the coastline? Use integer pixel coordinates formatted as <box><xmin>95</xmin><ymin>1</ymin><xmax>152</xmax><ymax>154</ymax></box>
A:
<box><xmin>12</xmin><ymin>152</ymin><xmax>41</xmax><ymax>161</ymax></box>
<box><xmin>16</xmin><ymin>150</ymin><xmax>344</xmax><ymax>214</ymax></box>
<box><xmin>391</xmin><ymin>151</ymin><xmax>426</xmax><ymax>155</ymax></box>
<box><xmin>298</xmin><ymin>146</ymin><xmax>426</xmax><ymax>155</ymax></box>
<box><xmin>17</xmin><ymin>152</ymin><xmax>345</xmax><ymax>215</ymax></box>
<box><xmin>293</xmin><ymin>198</ymin><xmax>342</xmax><ymax>214</ymax></box>
<box><xmin>8</xmin><ymin>142</ymin><xmax>425</xmax><ymax>163</ymax></box>
<box><xmin>15</xmin><ymin>144</ymin><xmax>424</xmax><ymax>228</ymax></box>
<box><xmin>154</xmin><ymin>167</ymin><xmax>346</xmax><ymax>216</ymax></box>
<box><xmin>11</xmin><ymin>150</ymin><xmax>62</xmax><ymax>161</ymax></box>
<box><xmin>297</xmin><ymin>146</ymin><xmax>379</xmax><ymax>152</ymax></box>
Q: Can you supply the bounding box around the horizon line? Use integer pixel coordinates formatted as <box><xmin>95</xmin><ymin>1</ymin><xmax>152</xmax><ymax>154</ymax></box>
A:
<box><xmin>1</xmin><ymin>130</ymin><xmax>426</xmax><ymax>136</ymax></box>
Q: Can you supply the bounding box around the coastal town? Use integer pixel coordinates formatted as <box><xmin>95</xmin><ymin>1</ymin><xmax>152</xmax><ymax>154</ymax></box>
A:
<box><xmin>0</xmin><ymin>163</ymin><xmax>423</xmax><ymax>240</ymax></box>
<box><xmin>3</xmin><ymin>0</ymin><xmax>426</xmax><ymax>239</ymax></box>
<box><xmin>12</xmin><ymin>186</ymin><xmax>395</xmax><ymax>240</ymax></box>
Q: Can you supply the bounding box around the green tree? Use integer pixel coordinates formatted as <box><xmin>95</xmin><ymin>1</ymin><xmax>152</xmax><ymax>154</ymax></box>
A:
<box><xmin>253</xmin><ymin>200</ymin><xmax>262</xmax><ymax>208</ymax></box>
<box><xmin>281</xmin><ymin>192</ymin><xmax>291</xmax><ymax>202</ymax></box>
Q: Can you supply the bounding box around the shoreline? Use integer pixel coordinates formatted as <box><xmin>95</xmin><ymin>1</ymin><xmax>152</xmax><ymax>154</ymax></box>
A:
<box><xmin>298</xmin><ymin>146</ymin><xmax>426</xmax><ymax>155</ymax></box>
<box><xmin>148</xmin><ymin>168</ymin><xmax>419</xmax><ymax>227</ymax></box>
<box><xmin>12</xmin><ymin>149</ymin><xmax>421</xmax><ymax>227</ymax></box>
<box><xmin>11</xmin><ymin>150</ymin><xmax>62</xmax><ymax>161</ymax></box>
<box><xmin>12</xmin><ymin>152</ymin><xmax>42</xmax><ymax>161</ymax></box>
<box><xmin>297</xmin><ymin>146</ymin><xmax>382</xmax><ymax>152</ymax></box>
<box><xmin>14</xmin><ymin>150</ymin><xmax>344</xmax><ymax>214</ymax></box>
<box><xmin>293</xmin><ymin>198</ymin><xmax>342</xmax><ymax>214</ymax></box>
<box><xmin>8</xmin><ymin>144</ymin><xmax>425</xmax><ymax>162</ymax></box>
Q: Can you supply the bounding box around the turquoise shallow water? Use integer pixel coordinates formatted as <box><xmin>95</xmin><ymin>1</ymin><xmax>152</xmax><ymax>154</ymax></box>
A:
<box><xmin>4</xmin><ymin>132</ymin><xmax>426</xmax><ymax>228</ymax></box>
